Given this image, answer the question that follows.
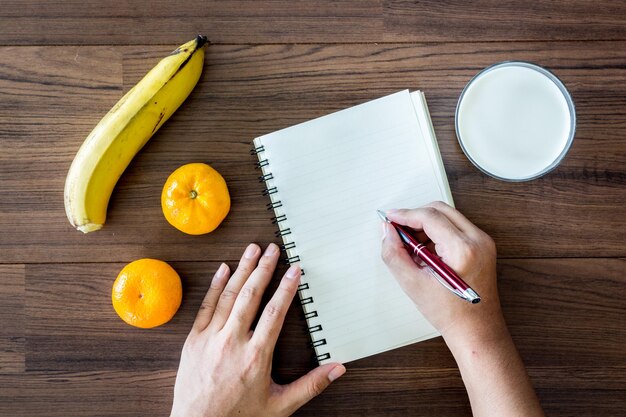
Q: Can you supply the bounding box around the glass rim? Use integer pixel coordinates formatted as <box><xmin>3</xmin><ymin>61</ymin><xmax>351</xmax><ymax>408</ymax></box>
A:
<box><xmin>454</xmin><ymin>60</ymin><xmax>577</xmax><ymax>182</ymax></box>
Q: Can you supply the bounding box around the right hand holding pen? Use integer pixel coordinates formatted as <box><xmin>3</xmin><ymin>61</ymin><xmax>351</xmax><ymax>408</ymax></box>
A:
<box><xmin>381</xmin><ymin>202</ymin><xmax>545</xmax><ymax>417</ymax></box>
<box><xmin>380</xmin><ymin>201</ymin><xmax>503</xmax><ymax>342</ymax></box>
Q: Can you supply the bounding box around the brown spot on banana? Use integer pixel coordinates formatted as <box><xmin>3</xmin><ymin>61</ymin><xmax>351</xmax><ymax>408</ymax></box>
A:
<box><xmin>152</xmin><ymin>111</ymin><xmax>165</xmax><ymax>134</ymax></box>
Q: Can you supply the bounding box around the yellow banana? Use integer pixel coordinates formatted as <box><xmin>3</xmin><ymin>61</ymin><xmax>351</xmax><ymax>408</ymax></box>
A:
<box><xmin>64</xmin><ymin>36</ymin><xmax>207</xmax><ymax>233</ymax></box>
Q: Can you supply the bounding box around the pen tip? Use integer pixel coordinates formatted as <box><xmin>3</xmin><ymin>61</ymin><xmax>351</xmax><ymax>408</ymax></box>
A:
<box><xmin>376</xmin><ymin>210</ymin><xmax>390</xmax><ymax>222</ymax></box>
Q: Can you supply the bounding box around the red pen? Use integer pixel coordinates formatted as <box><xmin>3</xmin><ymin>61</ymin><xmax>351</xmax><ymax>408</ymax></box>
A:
<box><xmin>377</xmin><ymin>210</ymin><xmax>481</xmax><ymax>304</ymax></box>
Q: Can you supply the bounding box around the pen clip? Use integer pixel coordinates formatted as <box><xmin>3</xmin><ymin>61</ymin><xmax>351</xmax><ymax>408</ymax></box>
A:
<box><xmin>426</xmin><ymin>267</ymin><xmax>465</xmax><ymax>300</ymax></box>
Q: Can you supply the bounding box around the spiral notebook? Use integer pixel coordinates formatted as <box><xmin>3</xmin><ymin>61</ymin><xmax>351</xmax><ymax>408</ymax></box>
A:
<box><xmin>253</xmin><ymin>90</ymin><xmax>453</xmax><ymax>364</ymax></box>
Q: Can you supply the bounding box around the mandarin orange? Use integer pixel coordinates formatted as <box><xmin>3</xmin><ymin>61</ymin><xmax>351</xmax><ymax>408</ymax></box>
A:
<box><xmin>112</xmin><ymin>258</ymin><xmax>182</xmax><ymax>328</ymax></box>
<box><xmin>161</xmin><ymin>162</ymin><xmax>230</xmax><ymax>235</ymax></box>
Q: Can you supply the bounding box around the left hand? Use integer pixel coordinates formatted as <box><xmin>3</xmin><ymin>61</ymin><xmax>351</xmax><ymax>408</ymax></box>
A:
<box><xmin>170</xmin><ymin>243</ymin><xmax>346</xmax><ymax>417</ymax></box>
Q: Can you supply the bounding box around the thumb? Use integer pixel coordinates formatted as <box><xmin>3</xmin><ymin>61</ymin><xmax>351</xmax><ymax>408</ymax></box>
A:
<box><xmin>278</xmin><ymin>363</ymin><xmax>346</xmax><ymax>415</ymax></box>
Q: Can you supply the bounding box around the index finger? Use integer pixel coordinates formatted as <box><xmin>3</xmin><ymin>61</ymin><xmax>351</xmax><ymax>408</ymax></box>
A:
<box><xmin>386</xmin><ymin>206</ymin><xmax>465</xmax><ymax>246</ymax></box>
<box><xmin>252</xmin><ymin>265</ymin><xmax>301</xmax><ymax>348</ymax></box>
<box><xmin>423</xmin><ymin>201</ymin><xmax>483</xmax><ymax>238</ymax></box>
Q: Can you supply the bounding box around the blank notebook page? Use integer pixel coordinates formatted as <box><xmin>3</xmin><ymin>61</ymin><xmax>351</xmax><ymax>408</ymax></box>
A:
<box><xmin>255</xmin><ymin>90</ymin><xmax>452</xmax><ymax>364</ymax></box>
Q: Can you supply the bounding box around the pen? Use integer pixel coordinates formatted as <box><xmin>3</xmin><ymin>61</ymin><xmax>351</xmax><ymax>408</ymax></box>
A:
<box><xmin>377</xmin><ymin>210</ymin><xmax>481</xmax><ymax>304</ymax></box>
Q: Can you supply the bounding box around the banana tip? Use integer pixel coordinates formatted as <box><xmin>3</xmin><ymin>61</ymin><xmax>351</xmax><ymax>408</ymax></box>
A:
<box><xmin>77</xmin><ymin>223</ymin><xmax>104</xmax><ymax>233</ymax></box>
<box><xmin>196</xmin><ymin>35</ymin><xmax>209</xmax><ymax>48</ymax></box>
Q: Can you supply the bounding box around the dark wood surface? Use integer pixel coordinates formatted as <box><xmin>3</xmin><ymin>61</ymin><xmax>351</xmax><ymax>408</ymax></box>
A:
<box><xmin>1</xmin><ymin>1</ymin><xmax>625</xmax><ymax>416</ymax></box>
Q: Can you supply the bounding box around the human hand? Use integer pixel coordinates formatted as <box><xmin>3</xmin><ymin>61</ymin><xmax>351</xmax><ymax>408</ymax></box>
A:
<box><xmin>381</xmin><ymin>203</ymin><xmax>545</xmax><ymax>416</ymax></box>
<box><xmin>170</xmin><ymin>243</ymin><xmax>346</xmax><ymax>417</ymax></box>
<box><xmin>380</xmin><ymin>201</ymin><xmax>504</xmax><ymax>345</ymax></box>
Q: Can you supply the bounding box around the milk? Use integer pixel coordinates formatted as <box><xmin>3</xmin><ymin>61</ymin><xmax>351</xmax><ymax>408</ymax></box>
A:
<box><xmin>456</xmin><ymin>63</ymin><xmax>574</xmax><ymax>181</ymax></box>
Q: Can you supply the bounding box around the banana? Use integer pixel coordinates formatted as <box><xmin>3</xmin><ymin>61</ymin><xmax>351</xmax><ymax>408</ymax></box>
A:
<box><xmin>64</xmin><ymin>35</ymin><xmax>207</xmax><ymax>233</ymax></box>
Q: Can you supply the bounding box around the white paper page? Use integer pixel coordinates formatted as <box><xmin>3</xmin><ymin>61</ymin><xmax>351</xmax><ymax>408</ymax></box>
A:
<box><xmin>255</xmin><ymin>90</ymin><xmax>449</xmax><ymax>364</ymax></box>
<box><xmin>411</xmin><ymin>91</ymin><xmax>454</xmax><ymax>205</ymax></box>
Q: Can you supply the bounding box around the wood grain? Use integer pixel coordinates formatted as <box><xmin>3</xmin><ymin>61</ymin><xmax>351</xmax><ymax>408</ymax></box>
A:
<box><xmin>0</xmin><ymin>370</ymin><xmax>176</xmax><ymax>417</ymax></box>
<box><xmin>383</xmin><ymin>0</ymin><xmax>626</xmax><ymax>42</ymax></box>
<box><xmin>0</xmin><ymin>265</ymin><xmax>25</xmax><ymax>374</ymax></box>
<box><xmin>6</xmin><ymin>258</ymin><xmax>624</xmax><ymax>415</ymax></box>
<box><xmin>3</xmin><ymin>1</ymin><xmax>626</xmax><ymax>45</ymax></box>
<box><xmin>2</xmin><ymin>2</ymin><xmax>626</xmax><ymax>415</ymax></box>
<box><xmin>0</xmin><ymin>0</ymin><xmax>384</xmax><ymax>45</ymax></box>
<box><xmin>2</xmin><ymin>368</ymin><xmax>623</xmax><ymax>417</ymax></box>
<box><xmin>1</xmin><ymin>42</ymin><xmax>625</xmax><ymax>263</ymax></box>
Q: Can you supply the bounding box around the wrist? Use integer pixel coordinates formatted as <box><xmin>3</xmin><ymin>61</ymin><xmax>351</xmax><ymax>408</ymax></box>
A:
<box><xmin>442</xmin><ymin>303</ymin><xmax>509</xmax><ymax>358</ymax></box>
<box><xmin>441</xmin><ymin>309</ymin><xmax>545</xmax><ymax>417</ymax></box>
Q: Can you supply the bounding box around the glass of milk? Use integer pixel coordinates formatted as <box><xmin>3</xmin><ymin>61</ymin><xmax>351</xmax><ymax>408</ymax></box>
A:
<box><xmin>455</xmin><ymin>61</ymin><xmax>576</xmax><ymax>181</ymax></box>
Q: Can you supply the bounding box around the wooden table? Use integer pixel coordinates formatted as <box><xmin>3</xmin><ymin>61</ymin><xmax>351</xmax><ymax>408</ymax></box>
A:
<box><xmin>1</xmin><ymin>1</ymin><xmax>625</xmax><ymax>416</ymax></box>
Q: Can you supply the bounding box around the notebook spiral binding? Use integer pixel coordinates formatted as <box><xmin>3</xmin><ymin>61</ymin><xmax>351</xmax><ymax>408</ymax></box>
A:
<box><xmin>252</xmin><ymin>143</ymin><xmax>330</xmax><ymax>363</ymax></box>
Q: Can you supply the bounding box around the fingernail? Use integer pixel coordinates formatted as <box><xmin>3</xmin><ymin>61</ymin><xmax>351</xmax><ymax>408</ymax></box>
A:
<box><xmin>381</xmin><ymin>222</ymin><xmax>387</xmax><ymax>241</ymax></box>
<box><xmin>387</xmin><ymin>208</ymin><xmax>398</xmax><ymax>214</ymax></box>
<box><xmin>215</xmin><ymin>263</ymin><xmax>228</xmax><ymax>278</ymax></box>
<box><xmin>285</xmin><ymin>264</ymin><xmax>300</xmax><ymax>280</ymax></box>
<box><xmin>328</xmin><ymin>364</ymin><xmax>346</xmax><ymax>382</ymax></box>
<box><xmin>264</xmin><ymin>243</ymin><xmax>278</xmax><ymax>256</ymax></box>
<box><xmin>244</xmin><ymin>244</ymin><xmax>259</xmax><ymax>259</ymax></box>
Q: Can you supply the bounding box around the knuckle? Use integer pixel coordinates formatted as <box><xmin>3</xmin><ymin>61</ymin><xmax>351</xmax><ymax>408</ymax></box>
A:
<box><xmin>265</xmin><ymin>303</ymin><xmax>282</xmax><ymax>318</ymax></box>
<box><xmin>427</xmin><ymin>200</ymin><xmax>447</xmax><ymax>210</ymax></box>
<box><xmin>479</xmin><ymin>234</ymin><xmax>497</xmax><ymax>255</ymax></box>
<box><xmin>232</xmin><ymin>309</ymin><xmax>247</xmax><ymax>324</ymax></box>
<box><xmin>242</xmin><ymin>346</ymin><xmax>265</xmax><ymax>376</ymax></box>
<box><xmin>253</xmin><ymin>262</ymin><xmax>274</xmax><ymax>277</ymax></box>
<box><xmin>307</xmin><ymin>379</ymin><xmax>326</xmax><ymax>398</ymax></box>
<box><xmin>219</xmin><ymin>333</ymin><xmax>234</xmax><ymax>350</ymax></box>
<box><xmin>240</xmin><ymin>285</ymin><xmax>258</xmax><ymax>300</ymax></box>
<box><xmin>233</xmin><ymin>264</ymin><xmax>253</xmax><ymax>281</ymax></box>
<box><xmin>198</xmin><ymin>301</ymin><xmax>215</xmax><ymax>312</ymax></box>
<box><xmin>220</xmin><ymin>288</ymin><xmax>239</xmax><ymax>301</ymax></box>
<box><xmin>250</xmin><ymin>338</ymin><xmax>268</xmax><ymax>356</ymax></box>
<box><xmin>460</xmin><ymin>239</ymin><xmax>479</xmax><ymax>263</ymax></box>
<box><xmin>421</xmin><ymin>206</ymin><xmax>440</xmax><ymax>220</ymax></box>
